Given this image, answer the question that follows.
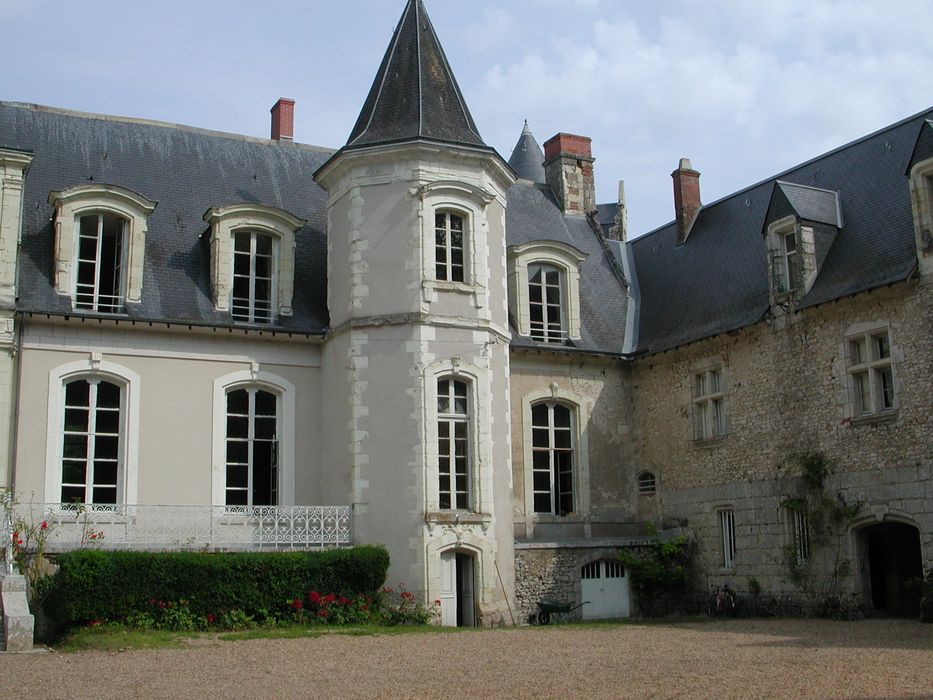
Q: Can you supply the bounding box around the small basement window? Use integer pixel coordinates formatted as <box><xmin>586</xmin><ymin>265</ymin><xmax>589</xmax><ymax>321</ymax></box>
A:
<box><xmin>637</xmin><ymin>471</ymin><xmax>657</xmax><ymax>495</ymax></box>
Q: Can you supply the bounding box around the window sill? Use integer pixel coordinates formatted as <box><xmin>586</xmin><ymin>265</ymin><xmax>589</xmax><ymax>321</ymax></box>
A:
<box><xmin>846</xmin><ymin>410</ymin><xmax>898</xmax><ymax>427</ymax></box>
<box><xmin>425</xmin><ymin>511</ymin><xmax>491</xmax><ymax>525</ymax></box>
<box><xmin>693</xmin><ymin>435</ymin><xmax>728</xmax><ymax>448</ymax></box>
<box><xmin>423</xmin><ymin>280</ymin><xmax>483</xmax><ymax>296</ymax></box>
<box><xmin>531</xmin><ymin>513</ymin><xmax>584</xmax><ymax>524</ymax></box>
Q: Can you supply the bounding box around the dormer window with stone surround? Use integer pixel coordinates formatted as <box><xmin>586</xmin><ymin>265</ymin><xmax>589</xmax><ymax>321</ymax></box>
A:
<box><xmin>907</xmin><ymin>120</ymin><xmax>933</xmax><ymax>276</ymax></box>
<box><xmin>203</xmin><ymin>204</ymin><xmax>305</xmax><ymax>324</ymax></box>
<box><xmin>508</xmin><ymin>241</ymin><xmax>585</xmax><ymax>344</ymax></box>
<box><xmin>49</xmin><ymin>184</ymin><xmax>157</xmax><ymax>313</ymax></box>
<box><xmin>763</xmin><ymin>182</ymin><xmax>843</xmax><ymax>304</ymax></box>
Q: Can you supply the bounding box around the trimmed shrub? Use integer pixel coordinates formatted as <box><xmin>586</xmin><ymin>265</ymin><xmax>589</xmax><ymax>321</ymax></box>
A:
<box><xmin>45</xmin><ymin>545</ymin><xmax>389</xmax><ymax>629</ymax></box>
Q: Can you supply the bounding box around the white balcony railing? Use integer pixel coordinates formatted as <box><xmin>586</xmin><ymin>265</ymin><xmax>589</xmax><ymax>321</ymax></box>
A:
<box><xmin>9</xmin><ymin>503</ymin><xmax>353</xmax><ymax>552</ymax></box>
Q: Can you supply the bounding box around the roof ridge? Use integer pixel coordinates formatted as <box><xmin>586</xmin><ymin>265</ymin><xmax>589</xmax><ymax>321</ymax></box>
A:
<box><xmin>623</xmin><ymin>105</ymin><xmax>933</xmax><ymax>244</ymax></box>
<box><xmin>0</xmin><ymin>100</ymin><xmax>337</xmax><ymax>155</ymax></box>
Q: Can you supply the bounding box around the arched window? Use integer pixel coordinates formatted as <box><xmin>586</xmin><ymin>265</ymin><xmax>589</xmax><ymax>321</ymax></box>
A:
<box><xmin>531</xmin><ymin>401</ymin><xmax>574</xmax><ymax>515</ymax></box>
<box><xmin>437</xmin><ymin>378</ymin><xmax>470</xmax><ymax>510</ymax></box>
<box><xmin>60</xmin><ymin>378</ymin><xmax>123</xmax><ymax>504</ymax></box>
<box><xmin>434</xmin><ymin>211</ymin><xmax>466</xmax><ymax>283</ymax></box>
<box><xmin>528</xmin><ymin>263</ymin><xmax>565</xmax><ymax>343</ymax></box>
<box><xmin>225</xmin><ymin>387</ymin><xmax>279</xmax><ymax>506</ymax></box>
<box><xmin>637</xmin><ymin>471</ymin><xmax>657</xmax><ymax>495</ymax></box>
<box><xmin>232</xmin><ymin>230</ymin><xmax>277</xmax><ymax>323</ymax></box>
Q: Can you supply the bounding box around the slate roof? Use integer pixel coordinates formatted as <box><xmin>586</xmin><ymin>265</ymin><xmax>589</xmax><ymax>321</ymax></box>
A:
<box><xmin>771</xmin><ymin>182</ymin><xmax>843</xmax><ymax>228</ymax></box>
<box><xmin>344</xmin><ymin>0</ymin><xmax>488</xmax><ymax>152</ymax></box>
<box><xmin>507</xmin><ymin>121</ymin><xmax>546</xmax><ymax>183</ymax></box>
<box><xmin>0</xmin><ymin>101</ymin><xmax>332</xmax><ymax>333</ymax></box>
<box><xmin>626</xmin><ymin>107</ymin><xmax>933</xmax><ymax>355</ymax></box>
<box><xmin>506</xmin><ymin>182</ymin><xmax>629</xmax><ymax>354</ymax></box>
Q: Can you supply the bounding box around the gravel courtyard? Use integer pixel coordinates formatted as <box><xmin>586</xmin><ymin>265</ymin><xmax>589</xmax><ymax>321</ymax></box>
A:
<box><xmin>2</xmin><ymin>619</ymin><xmax>932</xmax><ymax>699</ymax></box>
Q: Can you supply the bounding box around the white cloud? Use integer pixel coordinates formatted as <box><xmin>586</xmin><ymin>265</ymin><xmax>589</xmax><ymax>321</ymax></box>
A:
<box><xmin>471</xmin><ymin>0</ymin><xmax>933</xmax><ymax>235</ymax></box>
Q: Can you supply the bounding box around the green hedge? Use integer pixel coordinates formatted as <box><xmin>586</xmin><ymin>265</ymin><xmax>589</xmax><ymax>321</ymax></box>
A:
<box><xmin>45</xmin><ymin>545</ymin><xmax>389</xmax><ymax>627</ymax></box>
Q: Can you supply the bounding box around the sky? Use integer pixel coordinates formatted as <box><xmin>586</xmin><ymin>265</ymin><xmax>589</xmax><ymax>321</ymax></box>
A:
<box><xmin>2</xmin><ymin>0</ymin><xmax>932</xmax><ymax>237</ymax></box>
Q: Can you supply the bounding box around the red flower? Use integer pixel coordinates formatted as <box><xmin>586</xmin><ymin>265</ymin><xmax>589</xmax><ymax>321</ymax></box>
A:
<box><xmin>434</xmin><ymin>599</ymin><xmax>441</xmax><ymax>607</ymax></box>
<box><xmin>206</xmin><ymin>614</ymin><xmax>217</xmax><ymax>625</ymax></box>
<box><xmin>290</xmin><ymin>598</ymin><xmax>303</xmax><ymax>611</ymax></box>
<box><xmin>309</xmin><ymin>590</ymin><xmax>321</xmax><ymax>605</ymax></box>
<box><xmin>401</xmin><ymin>591</ymin><xmax>414</xmax><ymax>600</ymax></box>
<box><xmin>40</xmin><ymin>521</ymin><xmax>48</xmax><ymax>530</ymax></box>
<box><xmin>323</xmin><ymin>594</ymin><xmax>336</xmax><ymax>604</ymax></box>
<box><xmin>318</xmin><ymin>609</ymin><xmax>328</xmax><ymax>618</ymax></box>
<box><xmin>337</xmin><ymin>596</ymin><xmax>349</xmax><ymax>606</ymax></box>
<box><xmin>361</xmin><ymin>603</ymin><xmax>369</xmax><ymax>611</ymax></box>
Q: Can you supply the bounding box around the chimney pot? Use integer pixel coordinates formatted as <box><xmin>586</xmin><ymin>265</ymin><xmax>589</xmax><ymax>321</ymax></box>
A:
<box><xmin>543</xmin><ymin>133</ymin><xmax>596</xmax><ymax>215</ymax></box>
<box><xmin>672</xmin><ymin>157</ymin><xmax>701</xmax><ymax>244</ymax></box>
<box><xmin>271</xmin><ymin>98</ymin><xmax>295</xmax><ymax>141</ymax></box>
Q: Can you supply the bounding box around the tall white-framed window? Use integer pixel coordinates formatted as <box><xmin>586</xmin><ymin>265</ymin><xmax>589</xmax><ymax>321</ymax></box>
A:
<box><xmin>45</xmin><ymin>359</ymin><xmax>141</xmax><ymax>507</ymax></box>
<box><xmin>224</xmin><ymin>386</ymin><xmax>279</xmax><ymax>506</ymax></box>
<box><xmin>437</xmin><ymin>378</ymin><xmax>470</xmax><ymax>510</ymax></box>
<box><xmin>719</xmin><ymin>509</ymin><xmax>736</xmax><ymax>569</ymax></box>
<box><xmin>693</xmin><ymin>368</ymin><xmax>725</xmax><ymax>440</ymax></box>
<box><xmin>507</xmin><ymin>241</ymin><xmax>585</xmax><ymax>342</ymax></box>
<box><xmin>60</xmin><ymin>378</ymin><xmax>123</xmax><ymax>505</ymax></box>
<box><xmin>231</xmin><ymin>230</ymin><xmax>277</xmax><ymax>324</ymax></box>
<box><xmin>846</xmin><ymin>331</ymin><xmax>895</xmax><ymax>416</ymax></box>
<box><xmin>212</xmin><ymin>370</ymin><xmax>295</xmax><ymax>508</ymax></box>
<box><xmin>528</xmin><ymin>263</ymin><xmax>566</xmax><ymax>343</ymax></box>
<box><xmin>531</xmin><ymin>401</ymin><xmax>574</xmax><ymax>515</ymax></box>
<box><xmin>75</xmin><ymin>212</ymin><xmax>127</xmax><ymax>313</ymax></box>
<box><xmin>48</xmin><ymin>184</ymin><xmax>157</xmax><ymax>309</ymax></box>
<box><xmin>778</xmin><ymin>229</ymin><xmax>800</xmax><ymax>295</ymax></box>
<box><xmin>434</xmin><ymin>211</ymin><xmax>466</xmax><ymax>283</ymax></box>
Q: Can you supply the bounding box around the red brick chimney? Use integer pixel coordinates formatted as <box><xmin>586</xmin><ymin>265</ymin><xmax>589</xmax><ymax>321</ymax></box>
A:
<box><xmin>270</xmin><ymin>98</ymin><xmax>295</xmax><ymax>141</ymax></box>
<box><xmin>543</xmin><ymin>133</ymin><xmax>596</xmax><ymax>215</ymax></box>
<box><xmin>672</xmin><ymin>158</ymin><xmax>701</xmax><ymax>244</ymax></box>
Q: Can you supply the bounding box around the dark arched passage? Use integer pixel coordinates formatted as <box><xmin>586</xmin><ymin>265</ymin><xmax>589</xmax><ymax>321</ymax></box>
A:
<box><xmin>858</xmin><ymin>522</ymin><xmax>923</xmax><ymax>616</ymax></box>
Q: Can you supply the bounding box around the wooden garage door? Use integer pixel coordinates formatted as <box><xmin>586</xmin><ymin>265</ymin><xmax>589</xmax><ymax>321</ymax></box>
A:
<box><xmin>581</xmin><ymin>560</ymin><xmax>631</xmax><ymax>619</ymax></box>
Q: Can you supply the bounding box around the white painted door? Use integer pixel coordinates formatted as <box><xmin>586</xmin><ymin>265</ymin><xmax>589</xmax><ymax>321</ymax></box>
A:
<box><xmin>581</xmin><ymin>560</ymin><xmax>631</xmax><ymax>619</ymax></box>
<box><xmin>440</xmin><ymin>551</ymin><xmax>457</xmax><ymax>626</ymax></box>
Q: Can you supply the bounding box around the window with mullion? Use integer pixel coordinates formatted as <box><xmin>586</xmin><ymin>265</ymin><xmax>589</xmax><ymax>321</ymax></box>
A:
<box><xmin>61</xmin><ymin>379</ymin><xmax>122</xmax><ymax>505</ymax></box>
<box><xmin>531</xmin><ymin>402</ymin><xmax>574</xmax><ymax>515</ymax></box>
<box><xmin>693</xmin><ymin>368</ymin><xmax>725</xmax><ymax>440</ymax></box>
<box><xmin>75</xmin><ymin>213</ymin><xmax>127</xmax><ymax>313</ymax></box>
<box><xmin>232</xmin><ymin>231</ymin><xmax>276</xmax><ymax>324</ymax></box>
<box><xmin>528</xmin><ymin>264</ymin><xmax>565</xmax><ymax>343</ymax></box>
<box><xmin>847</xmin><ymin>331</ymin><xmax>895</xmax><ymax>416</ymax></box>
<box><xmin>437</xmin><ymin>379</ymin><xmax>470</xmax><ymax>510</ymax></box>
<box><xmin>225</xmin><ymin>388</ymin><xmax>278</xmax><ymax>507</ymax></box>
<box><xmin>434</xmin><ymin>212</ymin><xmax>465</xmax><ymax>283</ymax></box>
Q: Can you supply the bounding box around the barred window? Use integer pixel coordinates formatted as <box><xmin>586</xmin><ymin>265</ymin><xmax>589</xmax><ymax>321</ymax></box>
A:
<box><xmin>637</xmin><ymin>471</ymin><xmax>657</xmax><ymax>495</ymax></box>
<box><xmin>719</xmin><ymin>509</ymin><xmax>736</xmax><ymax>569</ymax></box>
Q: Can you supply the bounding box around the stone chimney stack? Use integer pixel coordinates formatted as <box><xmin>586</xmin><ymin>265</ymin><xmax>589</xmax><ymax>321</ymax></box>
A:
<box><xmin>672</xmin><ymin>158</ymin><xmax>701</xmax><ymax>244</ymax></box>
<box><xmin>544</xmin><ymin>133</ymin><xmax>596</xmax><ymax>215</ymax></box>
<box><xmin>607</xmin><ymin>180</ymin><xmax>628</xmax><ymax>242</ymax></box>
<box><xmin>270</xmin><ymin>98</ymin><xmax>295</xmax><ymax>141</ymax></box>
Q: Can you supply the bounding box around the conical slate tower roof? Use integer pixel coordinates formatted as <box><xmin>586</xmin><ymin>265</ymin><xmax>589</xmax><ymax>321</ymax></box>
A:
<box><xmin>346</xmin><ymin>0</ymin><xmax>488</xmax><ymax>151</ymax></box>
<box><xmin>508</xmin><ymin>120</ymin><xmax>546</xmax><ymax>182</ymax></box>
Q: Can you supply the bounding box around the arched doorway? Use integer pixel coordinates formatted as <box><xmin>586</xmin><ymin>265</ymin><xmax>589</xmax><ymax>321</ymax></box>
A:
<box><xmin>857</xmin><ymin>522</ymin><xmax>923</xmax><ymax>616</ymax></box>
<box><xmin>439</xmin><ymin>550</ymin><xmax>476</xmax><ymax>627</ymax></box>
<box><xmin>581</xmin><ymin>560</ymin><xmax>631</xmax><ymax>619</ymax></box>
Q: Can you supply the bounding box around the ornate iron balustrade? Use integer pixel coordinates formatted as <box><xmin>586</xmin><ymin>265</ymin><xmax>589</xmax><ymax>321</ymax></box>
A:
<box><xmin>10</xmin><ymin>503</ymin><xmax>352</xmax><ymax>552</ymax></box>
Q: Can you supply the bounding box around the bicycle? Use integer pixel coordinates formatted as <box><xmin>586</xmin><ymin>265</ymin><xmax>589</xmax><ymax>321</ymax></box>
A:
<box><xmin>707</xmin><ymin>584</ymin><xmax>737</xmax><ymax>616</ymax></box>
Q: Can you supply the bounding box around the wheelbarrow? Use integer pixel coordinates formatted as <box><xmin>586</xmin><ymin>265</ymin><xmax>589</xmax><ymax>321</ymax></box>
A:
<box><xmin>535</xmin><ymin>598</ymin><xmax>590</xmax><ymax>625</ymax></box>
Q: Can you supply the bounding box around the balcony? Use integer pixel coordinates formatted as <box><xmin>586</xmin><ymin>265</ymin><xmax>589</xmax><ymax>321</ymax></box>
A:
<box><xmin>5</xmin><ymin>503</ymin><xmax>353</xmax><ymax>554</ymax></box>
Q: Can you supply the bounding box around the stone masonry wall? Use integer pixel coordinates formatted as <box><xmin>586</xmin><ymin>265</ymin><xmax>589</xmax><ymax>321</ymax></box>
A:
<box><xmin>631</xmin><ymin>278</ymin><xmax>933</xmax><ymax>599</ymax></box>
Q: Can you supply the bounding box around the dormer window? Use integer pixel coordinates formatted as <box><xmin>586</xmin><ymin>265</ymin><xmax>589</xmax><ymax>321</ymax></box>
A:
<box><xmin>232</xmin><ymin>231</ymin><xmax>277</xmax><ymax>323</ymax></box>
<box><xmin>49</xmin><ymin>184</ymin><xmax>157</xmax><ymax>313</ymax></box>
<box><xmin>508</xmin><ymin>241</ymin><xmax>585</xmax><ymax>344</ymax></box>
<box><xmin>528</xmin><ymin>263</ymin><xmax>565</xmax><ymax>343</ymax></box>
<box><xmin>203</xmin><ymin>204</ymin><xmax>305</xmax><ymax>324</ymax></box>
<box><xmin>76</xmin><ymin>213</ymin><xmax>127</xmax><ymax>313</ymax></box>
<box><xmin>778</xmin><ymin>229</ymin><xmax>800</xmax><ymax>295</ymax></box>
